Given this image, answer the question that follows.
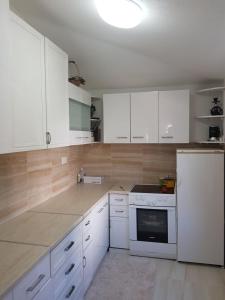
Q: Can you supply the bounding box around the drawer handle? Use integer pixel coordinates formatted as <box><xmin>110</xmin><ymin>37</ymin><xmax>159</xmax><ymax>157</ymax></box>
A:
<box><xmin>64</xmin><ymin>241</ymin><xmax>75</xmax><ymax>252</ymax></box>
<box><xmin>65</xmin><ymin>263</ymin><xmax>75</xmax><ymax>275</ymax></box>
<box><xmin>115</xmin><ymin>210</ymin><xmax>124</xmax><ymax>213</ymax></box>
<box><xmin>85</xmin><ymin>235</ymin><xmax>91</xmax><ymax>242</ymax></box>
<box><xmin>103</xmin><ymin>202</ymin><xmax>108</xmax><ymax>207</ymax></box>
<box><xmin>66</xmin><ymin>285</ymin><xmax>76</xmax><ymax>298</ymax></box>
<box><xmin>161</xmin><ymin>136</ymin><xmax>173</xmax><ymax>139</ymax></box>
<box><xmin>85</xmin><ymin>220</ymin><xmax>90</xmax><ymax>226</ymax></box>
<box><xmin>26</xmin><ymin>274</ymin><xmax>45</xmax><ymax>292</ymax></box>
<box><xmin>116</xmin><ymin>136</ymin><xmax>128</xmax><ymax>139</ymax></box>
<box><xmin>114</xmin><ymin>198</ymin><xmax>124</xmax><ymax>202</ymax></box>
<box><xmin>83</xmin><ymin>256</ymin><xmax>86</xmax><ymax>268</ymax></box>
<box><xmin>132</xmin><ymin>136</ymin><xmax>144</xmax><ymax>139</ymax></box>
<box><xmin>98</xmin><ymin>207</ymin><xmax>104</xmax><ymax>213</ymax></box>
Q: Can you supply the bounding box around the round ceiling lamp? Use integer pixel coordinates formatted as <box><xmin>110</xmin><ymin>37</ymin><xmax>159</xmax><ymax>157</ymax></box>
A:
<box><xmin>95</xmin><ymin>0</ymin><xmax>145</xmax><ymax>29</ymax></box>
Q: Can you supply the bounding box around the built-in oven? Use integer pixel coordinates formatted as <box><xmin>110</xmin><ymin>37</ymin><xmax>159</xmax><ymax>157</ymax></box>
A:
<box><xmin>129</xmin><ymin>205</ymin><xmax>176</xmax><ymax>244</ymax></box>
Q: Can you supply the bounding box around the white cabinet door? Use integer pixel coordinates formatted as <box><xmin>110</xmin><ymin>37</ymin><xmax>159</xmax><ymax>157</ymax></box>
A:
<box><xmin>131</xmin><ymin>92</ymin><xmax>158</xmax><ymax>143</ymax></box>
<box><xmin>45</xmin><ymin>38</ymin><xmax>69</xmax><ymax>148</ymax></box>
<box><xmin>32</xmin><ymin>280</ymin><xmax>53</xmax><ymax>300</ymax></box>
<box><xmin>110</xmin><ymin>217</ymin><xmax>129</xmax><ymax>249</ymax></box>
<box><xmin>2</xmin><ymin>291</ymin><xmax>13</xmax><ymax>300</ymax></box>
<box><xmin>83</xmin><ymin>242</ymin><xmax>95</xmax><ymax>295</ymax></box>
<box><xmin>103</xmin><ymin>93</ymin><xmax>130</xmax><ymax>143</ymax></box>
<box><xmin>159</xmin><ymin>90</ymin><xmax>190</xmax><ymax>143</ymax></box>
<box><xmin>0</xmin><ymin>0</ymin><xmax>12</xmax><ymax>154</ymax></box>
<box><xmin>10</xmin><ymin>13</ymin><xmax>46</xmax><ymax>151</ymax></box>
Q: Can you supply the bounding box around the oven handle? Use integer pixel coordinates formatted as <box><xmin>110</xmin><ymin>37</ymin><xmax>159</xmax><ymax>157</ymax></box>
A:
<box><xmin>129</xmin><ymin>205</ymin><xmax>175</xmax><ymax>210</ymax></box>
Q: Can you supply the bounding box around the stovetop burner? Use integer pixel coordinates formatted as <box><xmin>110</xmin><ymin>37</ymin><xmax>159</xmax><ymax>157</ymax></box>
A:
<box><xmin>130</xmin><ymin>184</ymin><xmax>174</xmax><ymax>194</ymax></box>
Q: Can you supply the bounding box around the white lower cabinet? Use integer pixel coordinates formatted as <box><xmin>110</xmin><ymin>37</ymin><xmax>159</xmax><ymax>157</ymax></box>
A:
<box><xmin>32</xmin><ymin>280</ymin><xmax>53</xmax><ymax>300</ymax></box>
<box><xmin>13</xmin><ymin>254</ymin><xmax>50</xmax><ymax>300</ymax></box>
<box><xmin>2</xmin><ymin>291</ymin><xmax>13</xmax><ymax>300</ymax></box>
<box><xmin>83</xmin><ymin>242</ymin><xmax>95</xmax><ymax>295</ymax></box>
<box><xmin>110</xmin><ymin>193</ymin><xmax>129</xmax><ymax>249</ymax></box>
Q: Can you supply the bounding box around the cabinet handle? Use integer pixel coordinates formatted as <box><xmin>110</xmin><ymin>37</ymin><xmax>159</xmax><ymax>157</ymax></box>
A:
<box><xmin>46</xmin><ymin>132</ymin><xmax>51</xmax><ymax>145</ymax></box>
<box><xmin>26</xmin><ymin>274</ymin><xmax>45</xmax><ymax>292</ymax></box>
<box><xmin>65</xmin><ymin>263</ymin><xmax>75</xmax><ymax>275</ymax></box>
<box><xmin>64</xmin><ymin>241</ymin><xmax>75</xmax><ymax>252</ymax></box>
<box><xmin>85</xmin><ymin>220</ymin><xmax>90</xmax><ymax>226</ymax></box>
<box><xmin>115</xmin><ymin>210</ymin><xmax>124</xmax><ymax>213</ymax></box>
<box><xmin>85</xmin><ymin>235</ymin><xmax>91</xmax><ymax>242</ymax></box>
<box><xmin>132</xmin><ymin>136</ymin><xmax>144</xmax><ymax>139</ymax></box>
<box><xmin>66</xmin><ymin>285</ymin><xmax>76</xmax><ymax>298</ymax></box>
<box><xmin>114</xmin><ymin>199</ymin><xmax>123</xmax><ymax>202</ymax></box>
<box><xmin>161</xmin><ymin>136</ymin><xmax>173</xmax><ymax>139</ymax></box>
<box><xmin>98</xmin><ymin>207</ymin><xmax>104</xmax><ymax>213</ymax></box>
<box><xmin>116</xmin><ymin>136</ymin><xmax>128</xmax><ymax>139</ymax></box>
<box><xmin>83</xmin><ymin>256</ymin><xmax>86</xmax><ymax>268</ymax></box>
<box><xmin>103</xmin><ymin>202</ymin><xmax>108</xmax><ymax>207</ymax></box>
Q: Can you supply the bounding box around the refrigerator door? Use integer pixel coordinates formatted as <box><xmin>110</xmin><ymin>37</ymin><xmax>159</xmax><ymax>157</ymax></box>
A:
<box><xmin>177</xmin><ymin>150</ymin><xmax>224</xmax><ymax>266</ymax></box>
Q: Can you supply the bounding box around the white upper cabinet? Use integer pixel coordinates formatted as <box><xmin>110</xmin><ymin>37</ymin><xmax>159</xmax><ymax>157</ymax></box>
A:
<box><xmin>11</xmin><ymin>13</ymin><xmax>46</xmax><ymax>151</ymax></box>
<box><xmin>131</xmin><ymin>91</ymin><xmax>159</xmax><ymax>143</ymax></box>
<box><xmin>45</xmin><ymin>38</ymin><xmax>69</xmax><ymax>148</ymax></box>
<box><xmin>159</xmin><ymin>90</ymin><xmax>190</xmax><ymax>143</ymax></box>
<box><xmin>0</xmin><ymin>0</ymin><xmax>11</xmax><ymax>154</ymax></box>
<box><xmin>103</xmin><ymin>93</ymin><xmax>130</xmax><ymax>143</ymax></box>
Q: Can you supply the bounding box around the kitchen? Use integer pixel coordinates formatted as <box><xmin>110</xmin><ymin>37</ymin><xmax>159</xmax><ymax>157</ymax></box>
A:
<box><xmin>0</xmin><ymin>0</ymin><xmax>225</xmax><ymax>300</ymax></box>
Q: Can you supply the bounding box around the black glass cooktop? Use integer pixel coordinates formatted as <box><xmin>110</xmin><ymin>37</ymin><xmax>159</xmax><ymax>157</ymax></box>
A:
<box><xmin>131</xmin><ymin>185</ymin><xmax>162</xmax><ymax>193</ymax></box>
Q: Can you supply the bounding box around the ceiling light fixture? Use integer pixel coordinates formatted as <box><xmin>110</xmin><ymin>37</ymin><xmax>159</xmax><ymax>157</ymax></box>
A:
<box><xmin>95</xmin><ymin>0</ymin><xmax>145</xmax><ymax>29</ymax></box>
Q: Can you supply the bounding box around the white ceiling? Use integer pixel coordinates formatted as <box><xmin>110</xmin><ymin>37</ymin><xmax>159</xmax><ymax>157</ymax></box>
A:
<box><xmin>10</xmin><ymin>0</ymin><xmax>225</xmax><ymax>89</ymax></box>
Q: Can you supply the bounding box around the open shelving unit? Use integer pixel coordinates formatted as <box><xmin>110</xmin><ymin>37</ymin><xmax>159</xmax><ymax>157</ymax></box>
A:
<box><xmin>192</xmin><ymin>86</ymin><xmax>225</xmax><ymax>144</ymax></box>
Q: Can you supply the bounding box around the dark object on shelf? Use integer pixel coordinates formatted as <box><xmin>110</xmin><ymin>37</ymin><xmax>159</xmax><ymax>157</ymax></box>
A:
<box><xmin>210</xmin><ymin>98</ymin><xmax>223</xmax><ymax>115</ymax></box>
<box><xmin>209</xmin><ymin>126</ymin><xmax>220</xmax><ymax>141</ymax></box>
<box><xmin>91</xmin><ymin>117</ymin><xmax>101</xmax><ymax>142</ymax></box>
<box><xmin>68</xmin><ymin>60</ymin><xmax>86</xmax><ymax>86</ymax></box>
<box><xmin>91</xmin><ymin>104</ymin><xmax>96</xmax><ymax>118</ymax></box>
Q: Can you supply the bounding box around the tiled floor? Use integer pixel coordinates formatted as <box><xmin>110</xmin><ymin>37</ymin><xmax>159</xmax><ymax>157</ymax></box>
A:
<box><xmin>84</xmin><ymin>249</ymin><xmax>225</xmax><ymax>300</ymax></box>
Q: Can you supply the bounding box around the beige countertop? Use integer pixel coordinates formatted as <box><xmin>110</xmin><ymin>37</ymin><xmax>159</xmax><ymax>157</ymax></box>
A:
<box><xmin>0</xmin><ymin>182</ymin><xmax>131</xmax><ymax>297</ymax></box>
<box><xmin>0</xmin><ymin>241</ymin><xmax>48</xmax><ymax>297</ymax></box>
<box><xmin>31</xmin><ymin>183</ymin><xmax>116</xmax><ymax>216</ymax></box>
<box><xmin>0</xmin><ymin>211</ymin><xmax>82</xmax><ymax>248</ymax></box>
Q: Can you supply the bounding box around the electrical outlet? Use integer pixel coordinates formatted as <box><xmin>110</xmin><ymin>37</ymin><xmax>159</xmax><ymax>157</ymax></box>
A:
<box><xmin>61</xmin><ymin>156</ymin><xmax>68</xmax><ymax>165</ymax></box>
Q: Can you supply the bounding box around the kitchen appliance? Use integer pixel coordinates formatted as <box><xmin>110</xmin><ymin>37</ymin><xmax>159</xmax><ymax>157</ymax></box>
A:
<box><xmin>210</xmin><ymin>97</ymin><xmax>223</xmax><ymax>115</ymax></box>
<box><xmin>177</xmin><ymin>149</ymin><xmax>224</xmax><ymax>266</ymax></box>
<box><xmin>209</xmin><ymin>126</ymin><xmax>220</xmax><ymax>141</ymax></box>
<box><xmin>129</xmin><ymin>185</ymin><xmax>177</xmax><ymax>259</ymax></box>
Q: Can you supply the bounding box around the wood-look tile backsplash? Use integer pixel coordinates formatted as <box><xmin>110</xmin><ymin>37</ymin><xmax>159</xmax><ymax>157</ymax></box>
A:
<box><xmin>0</xmin><ymin>143</ymin><xmax>221</xmax><ymax>222</ymax></box>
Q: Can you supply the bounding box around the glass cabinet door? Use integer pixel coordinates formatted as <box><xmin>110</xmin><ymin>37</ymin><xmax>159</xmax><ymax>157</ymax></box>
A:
<box><xmin>69</xmin><ymin>99</ymin><xmax>90</xmax><ymax>131</ymax></box>
<box><xmin>137</xmin><ymin>208</ymin><xmax>168</xmax><ymax>243</ymax></box>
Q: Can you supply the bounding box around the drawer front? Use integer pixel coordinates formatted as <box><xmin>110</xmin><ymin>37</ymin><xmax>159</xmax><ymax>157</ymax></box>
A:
<box><xmin>83</xmin><ymin>230</ymin><xmax>92</xmax><ymax>250</ymax></box>
<box><xmin>110</xmin><ymin>205</ymin><xmax>128</xmax><ymax>218</ymax></box>
<box><xmin>83</xmin><ymin>213</ymin><xmax>93</xmax><ymax>233</ymax></box>
<box><xmin>32</xmin><ymin>279</ymin><xmax>53</xmax><ymax>300</ymax></box>
<box><xmin>51</xmin><ymin>223</ymin><xmax>82</xmax><ymax>275</ymax></box>
<box><xmin>110</xmin><ymin>194</ymin><xmax>128</xmax><ymax>206</ymax></box>
<box><xmin>57</xmin><ymin>265</ymin><xmax>83</xmax><ymax>300</ymax></box>
<box><xmin>13</xmin><ymin>254</ymin><xmax>50</xmax><ymax>300</ymax></box>
<box><xmin>53</xmin><ymin>245</ymin><xmax>82</xmax><ymax>299</ymax></box>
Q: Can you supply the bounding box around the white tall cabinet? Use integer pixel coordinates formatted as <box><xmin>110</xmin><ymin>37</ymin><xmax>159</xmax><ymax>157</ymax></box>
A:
<box><xmin>10</xmin><ymin>13</ymin><xmax>46</xmax><ymax>151</ymax></box>
<box><xmin>45</xmin><ymin>38</ymin><xmax>69</xmax><ymax>148</ymax></box>
<box><xmin>131</xmin><ymin>91</ymin><xmax>159</xmax><ymax>143</ymax></box>
<box><xmin>159</xmin><ymin>90</ymin><xmax>190</xmax><ymax>143</ymax></box>
<box><xmin>103</xmin><ymin>93</ymin><xmax>130</xmax><ymax>143</ymax></box>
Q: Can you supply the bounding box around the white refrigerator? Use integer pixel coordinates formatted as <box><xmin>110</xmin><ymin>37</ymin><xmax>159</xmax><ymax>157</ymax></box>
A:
<box><xmin>177</xmin><ymin>149</ymin><xmax>224</xmax><ymax>266</ymax></box>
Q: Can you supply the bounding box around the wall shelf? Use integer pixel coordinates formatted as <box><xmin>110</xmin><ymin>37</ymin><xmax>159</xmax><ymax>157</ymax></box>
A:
<box><xmin>197</xmin><ymin>87</ymin><xmax>225</xmax><ymax>94</ymax></box>
<box><xmin>197</xmin><ymin>141</ymin><xmax>224</xmax><ymax>144</ymax></box>
<box><xmin>195</xmin><ymin>115</ymin><xmax>224</xmax><ymax>119</ymax></box>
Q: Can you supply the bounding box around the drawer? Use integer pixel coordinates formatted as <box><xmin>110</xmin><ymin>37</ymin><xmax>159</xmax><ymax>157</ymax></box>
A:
<box><xmin>110</xmin><ymin>217</ymin><xmax>129</xmax><ymax>249</ymax></box>
<box><xmin>51</xmin><ymin>223</ymin><xmax>82</xmax><ymax>275</ymax></box>
<box><xmin>53</xmin><ymin>245</ymin><xmax>82</xmax><ymax>299</ymax></box>
<box><xmin>110</xmin><ymin>205</ymin><xmax>128</xmax><ymax>218</ymax></box>
<box><xmin>32</xmin><ymin>279</ymin><xmax>53</xmax><ymax>300</ymax></box>
<box><xmin>83</xmin><ymin>213</ymin><xmax>93</xmax><ymax>233</ymax></box>
<box><xmin>110</xmin><ymin>194</ymin><xmax>128</xmax><ymax>206</ymax></box>
<box><xmin>57</xmin><ymin>265</ymin><xmax>83</xmax><ymax>300</ymax></box>
<box><xmin>83</xmin><ymin>230</ymin><xmax>92</xmax><ymax>250</ymax></box>
<box><xmin>13</xmin><ymin>254</ymin><xmax>50</xmax><ymax>300</ymax></box>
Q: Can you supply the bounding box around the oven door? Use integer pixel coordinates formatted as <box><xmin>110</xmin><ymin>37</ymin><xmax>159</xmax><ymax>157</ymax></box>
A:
<box><xmin>129</xmin><ymin>205</ymin><xmax>176</xmax><ymax>244</ymax></box>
